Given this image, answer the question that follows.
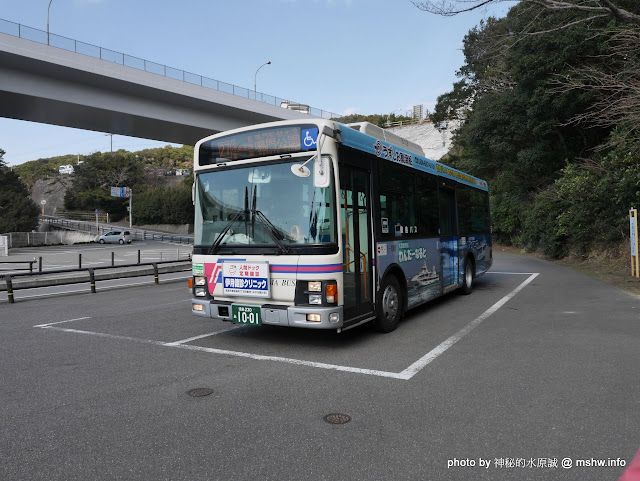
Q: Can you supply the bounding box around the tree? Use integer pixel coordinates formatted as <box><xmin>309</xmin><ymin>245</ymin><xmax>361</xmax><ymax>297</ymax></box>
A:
<box><xmin>421</xmin><ymin>0</ymin><xmax>640</xmax><ymax>253</ymax></box>
<box><xmin>413</xmin><ymin>1</ymin><xmax>640</xmax><ymax>27</ymax></box>
<box><xmin>0</xmin><ymin>154</ymin><xmax>39</xmax><ymax>233</ymax></box>
<box><xmin>556</xmin><ymin>25</ymin><xmax>640</xmax><ymax>149</ymax></box>
<box><xmin>64</xmin><ymin>152</ymin><xmax>145</xmax><ymax>220</ymax></box>
<box><xmin>133</xmin><ymin>179</ymin><xmax>194</xmax><ymax>225</ymax></box>
<box><xmin>419</xmin><ymin>1</ymin><xmax>640</xmax><ymax>144</ymax></box>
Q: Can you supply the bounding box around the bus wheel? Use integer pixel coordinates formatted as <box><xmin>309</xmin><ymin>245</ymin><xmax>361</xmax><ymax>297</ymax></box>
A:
<box><xmin>374</xmin><ymin>276</ymin><xmax>402</xmax><ymax>333</ymax></box>
<box><xmin>461</xmin><ymin>259</ymin><xmax>474</xmax><ymax>295</ymax></box>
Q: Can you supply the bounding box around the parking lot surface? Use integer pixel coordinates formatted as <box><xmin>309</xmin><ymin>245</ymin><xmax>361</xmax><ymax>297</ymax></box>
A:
<box><xmin>1</xmin><ymin>252</ymin><xmax>638</xmax><ymax>480</ymax></box>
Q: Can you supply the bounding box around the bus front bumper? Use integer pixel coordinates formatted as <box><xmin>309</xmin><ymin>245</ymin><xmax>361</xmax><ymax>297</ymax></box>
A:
<box><xmin>191</xmin><ymin>299</ymin><xmax>343</xmax><ymax>329</ymax></box>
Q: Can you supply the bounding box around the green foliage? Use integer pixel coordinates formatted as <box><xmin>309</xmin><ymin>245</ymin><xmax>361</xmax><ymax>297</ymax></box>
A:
<box><xmin>429</xmin><ymin>80</ymin><xmax>471</xmax><ymax>126</ymax></box>
<box><xmin>11</xmin><ymin>144</ymin><xmax>195</xmax><ymax>226</ymax></box>
<box><xmin>0</xmin><ymin>156</ymin><xmax>39</xmax><ymax>232</ymax></box>
<box><xmin>437</xmin><ymin>2</ymin><xmax>636</xmax><ymax>255</ymax></box>
<box><xmin>13</xmin><ymin>154</ymin><xmax>74</xmax><ymax>187</ymax></box>
<box><xmin>133</xmin><ymin>179</ymin><xmax>194</xmax><ymax>225</ymax></box>
<box><xmin>525</xmin><ymin>129</ymin><xmax>640</xmax><ymax>257</ymax></box>
<box><xmin>13</xmin><ymin>145</ymin><xmax>194</xmax><ymax>191</ymax></box>
<box><xmin>64</xmin><ymin>152</ymin><xmax>145</xmax><ymax>221</ymax></box>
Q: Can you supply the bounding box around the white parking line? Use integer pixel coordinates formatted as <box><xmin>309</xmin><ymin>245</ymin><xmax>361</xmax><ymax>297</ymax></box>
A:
<box><xmin>173</xmin><ymin>343</ymin><xmax>410</xmax><ymax>379</ymax></box>
<box><xmin>34</xmin><ymin>316</ymin><xmax>92</xmax><ymax>328</ymax></box>
<box><xmin>42</xmin><ymin>326</ymin><xmax>168</xmax><ymax>346</ymax></box>
<box><xmin>399</xmin><ymin>273</ymin><xmax>539</xmax><ymax>379</ymax></box>
<box><xmin>33</xmin><ymin>271</ymin><xmax>539</xmax><ymax>381</ymax></box>
<box><xmin>164</xmin><ymin>327</ymin><xmax>240</xmax><ymax>346</ymax></box>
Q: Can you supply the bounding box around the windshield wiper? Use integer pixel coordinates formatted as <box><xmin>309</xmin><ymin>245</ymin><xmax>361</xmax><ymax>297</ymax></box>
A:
<box><xmin>253</xmin><ymin>210</ymin><xmax>292</xmax><ymax>254</ymax></box>
<box><xmin>208</xmin><ymin>187</ymin><xmax>249</xmax><ymax>255</ymax></box>
<box><xmin>208</xmin><ymin>210</ymin><xmax>243</xmax><ymax>254</ymax></box>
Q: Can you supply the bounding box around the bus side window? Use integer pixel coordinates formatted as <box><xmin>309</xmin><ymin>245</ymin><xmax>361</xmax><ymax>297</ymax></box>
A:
<box><xmin>457</xmin><ymin>187</ymin><xmax>472</xmax><ymax>235</ymax></box>
<box><xmin>438</xmin><ymin>188</ymin><xmax>455</xmax><ymax>236</ymax></box>
<box><xmin>378</xmin><ymin>162</ymin><xmax>417</xmax><ymax>238</ymax></box>
<box><xmin>417</xmin><ymin>174</ymin><xmax>439</xmax><ymax>237</ymax></box>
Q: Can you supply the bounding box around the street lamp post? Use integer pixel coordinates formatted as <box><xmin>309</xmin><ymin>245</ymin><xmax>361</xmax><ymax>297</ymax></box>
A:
<box><xmin>106</xmin><ymin>133</ymin><xmax>113</xmax><ymax>155</ymax></box>
<box><xmin>254</xmin><ymin>61</ymin><xmax>271</xmax><ymax>100</ymax></box>
<box><xmin>47</xmin><ymin>0</ymin><xmax>54</xmax><ymax>45</ymax></box>
<box><xmin>387</xmin><ymin>108</ymin><xmax>403</xmax><ymax>127</ymax></box>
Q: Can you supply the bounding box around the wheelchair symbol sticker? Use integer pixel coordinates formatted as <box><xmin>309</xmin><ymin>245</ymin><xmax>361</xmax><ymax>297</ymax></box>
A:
<box><xmin>301</xmin><ymin>128</ymin><xmax>318</xmax><ymax>150</ymax></box>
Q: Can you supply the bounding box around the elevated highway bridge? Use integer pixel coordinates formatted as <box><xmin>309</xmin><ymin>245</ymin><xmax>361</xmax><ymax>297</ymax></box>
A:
<box><xmin>0</xmin><ymin>19</ymin><xmax>338</xmax><ymax>146</ymax></box>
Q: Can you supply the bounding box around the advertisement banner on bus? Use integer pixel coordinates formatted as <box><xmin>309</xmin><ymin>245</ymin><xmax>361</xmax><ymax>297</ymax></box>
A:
<box><xmin>222</xmin><ymin>261</ymin><xmax>270</xmax><ymax>298</ymax></box>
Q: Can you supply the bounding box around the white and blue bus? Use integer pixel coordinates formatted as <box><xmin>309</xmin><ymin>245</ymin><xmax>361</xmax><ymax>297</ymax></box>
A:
<box><xmin>191</xmin><ymin>120</ymin><xmax>492</xmax><ymax>333</ymax></box>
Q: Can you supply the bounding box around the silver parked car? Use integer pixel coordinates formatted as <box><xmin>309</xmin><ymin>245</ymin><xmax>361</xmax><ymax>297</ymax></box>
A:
<box><xmin>98</xmin><ymin>230</ymin><xmax>132</xmax><ymax>244</ymax></box>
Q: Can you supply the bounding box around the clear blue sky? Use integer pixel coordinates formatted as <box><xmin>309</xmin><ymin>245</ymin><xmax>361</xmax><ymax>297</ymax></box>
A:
<box><xmin>0</xmin><ymin>0</ymin><xmax>508</xmax><ymax>166</ymax></box>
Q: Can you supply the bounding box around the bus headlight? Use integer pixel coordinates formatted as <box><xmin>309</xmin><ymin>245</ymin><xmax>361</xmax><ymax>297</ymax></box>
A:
<box><xmin>309</xmin><ymin>294</ymin><xmax>322</xmax><ymax>305</ymax></box>
<box><xmin>195</xmin><ymin>287</ymin><xmax>207</xmax><ymax>297</ymax></box>
<box><xmin>308</xmin><ymin>281</ymin><xmax>322</xmax><ymax>292</ymax></box>
<box><xmin>195</xmin><ymin>276</ymin><xmax>207</xmax><ymax>286</ymax></box>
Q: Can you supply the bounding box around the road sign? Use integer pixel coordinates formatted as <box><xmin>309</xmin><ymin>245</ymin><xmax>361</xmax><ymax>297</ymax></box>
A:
<box><xmin>41</xmin><ymin>199</ymin><xmax>46</xmax><ymax>205</ymax></box>
<box><xmin>110</xmin><ymin>186</ymin><xmax>131</xmax><ymax>198</ymax></box>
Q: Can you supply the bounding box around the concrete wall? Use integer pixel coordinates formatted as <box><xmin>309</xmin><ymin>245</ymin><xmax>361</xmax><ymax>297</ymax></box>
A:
<box><xmin>137</xmin><ymin>224</ymin><xmax>193</xmax><ymax>235</ymax></box>
<box><xmin>3</xmin><ymin>230</ymin><xmax>97</xmax><ymax>248</ymax></box>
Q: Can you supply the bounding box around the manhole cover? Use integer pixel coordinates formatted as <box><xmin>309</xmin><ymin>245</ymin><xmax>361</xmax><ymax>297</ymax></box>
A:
<box><xmin>323</xmin><ymin>413</ymin><xmax>351</xmax><ymax>425</ymax></box>
<box><xmin>187</xmin><ymin>388</ymin><xmax>214</xmax><ymax>398</ymax></box>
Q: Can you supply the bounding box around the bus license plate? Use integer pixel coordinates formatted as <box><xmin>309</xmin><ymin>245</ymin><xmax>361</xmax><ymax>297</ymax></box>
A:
<box><xmin>232</xmin><ymin>305</ymin><xmax>262</xmax><ymax>326</ymax></box>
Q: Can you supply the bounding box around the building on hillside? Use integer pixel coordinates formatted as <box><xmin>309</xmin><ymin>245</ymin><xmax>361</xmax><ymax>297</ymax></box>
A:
<box><xmin>412</xmin><ymin>104</ymin><xmax>424</xmax><ymax>123</ymax></box>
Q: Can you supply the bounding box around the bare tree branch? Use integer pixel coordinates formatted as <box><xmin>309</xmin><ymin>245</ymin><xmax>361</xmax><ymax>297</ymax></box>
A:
<box><xmin>413</xmin><ymin>0</ymin><xmax>640</xmax><ymax>26</ymax></box>
<box><xmin>553</xmin><ymin>26</ymin><xmax>640</xmax><ymax>148</ymax></box>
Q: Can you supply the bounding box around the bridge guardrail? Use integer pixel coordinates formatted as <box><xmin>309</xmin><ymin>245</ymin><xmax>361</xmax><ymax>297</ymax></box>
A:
<box><xmin>1</xmin><ymin>259</ymin><xmax>191</xmax><ymax>304</ymax></box>
<box><xmin>43</xmin><ymin>216</ymin><xmax>195</xmax><ymax>245</ymax></box>
<box><xmin>0</xmin><ymin>17</ymin><xmax>341</xmax><ymax>120</ymax></box>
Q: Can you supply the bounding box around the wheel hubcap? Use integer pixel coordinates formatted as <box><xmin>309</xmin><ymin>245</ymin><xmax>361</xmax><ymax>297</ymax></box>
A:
<box><xmin>466</xmin><ymin>265</ymin><xmax>473</xmax><ymax>287</ymax></box>
<box><xmin>382</xmin><ymin>285</ymin><xmax>398</xmax><ymax>320</ymax></box>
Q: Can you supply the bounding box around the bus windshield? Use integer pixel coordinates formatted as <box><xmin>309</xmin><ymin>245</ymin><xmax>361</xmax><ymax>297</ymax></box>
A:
<box><xmin>195</xmin><ymin>160</ymin><xmax>336</xmax><ymax>250</ymax></box>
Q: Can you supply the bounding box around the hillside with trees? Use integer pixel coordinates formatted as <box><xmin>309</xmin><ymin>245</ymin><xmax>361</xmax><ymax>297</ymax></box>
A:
<box><xmin>417</xmin><ymin>0</ymin><xmax>640</xmax><ymax>258</ymax></box>
<box><xmin>0</xmin><ymin>149</ymin><xmax>39</xmax><ymax>233</ymax></box>
<box><xmin>10</xmin><ymin>145</ymin><xmax>194</xmax><ymax>227</ymax></box>
<box><xmin>63</xmin><ymin>149</ymin><xmax>194</xmax><ymax>225</ymax></box>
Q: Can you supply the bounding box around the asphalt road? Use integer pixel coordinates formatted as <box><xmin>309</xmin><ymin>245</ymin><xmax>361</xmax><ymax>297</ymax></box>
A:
<box><xmin>2</xmin><ymin>239</ymin><xmax>192</xmax><ymax>271</ymax></box>
<box><xmin>0</xmin><ymin>252</ymin><xmax>638</xmax><ymax>480</ymax></box>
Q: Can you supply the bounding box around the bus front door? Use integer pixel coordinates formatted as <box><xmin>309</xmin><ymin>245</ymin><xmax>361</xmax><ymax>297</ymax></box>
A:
<box><xmin>340</xmin><ymin>164</ymin><xmax>374</xmax><ymax>325</ymax></box>
<box><xmin>439</xmin><ymin>187</ymin><xmax>459</xmax><ymax>292</ymax></box>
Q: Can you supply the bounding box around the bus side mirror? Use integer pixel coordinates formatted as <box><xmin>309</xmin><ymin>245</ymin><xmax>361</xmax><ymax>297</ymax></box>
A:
<box><xmin>313</xmin><ymin>155</ymin><xmax>330</xmax><ymax>188</ymax></box>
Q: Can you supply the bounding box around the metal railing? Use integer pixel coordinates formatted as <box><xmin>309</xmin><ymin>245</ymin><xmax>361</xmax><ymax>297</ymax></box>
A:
<box><xmin>43</xmin><ymin>216</ymin><xmax>194</xmax><ymax>245</ymax></box>
<box><xmin>1</xmin><ymin>259</ymin><xmax>191</xmax><ymax>303</ymax></box>
<box><xmin>0</xmin><ymin>17</ymin><xmax>342</xmax><ymax>121</ymax></box>
<box><xmin>0</xmin><ymin>259</ymin><xmax>37</xmax><ymax>272</ymax></box>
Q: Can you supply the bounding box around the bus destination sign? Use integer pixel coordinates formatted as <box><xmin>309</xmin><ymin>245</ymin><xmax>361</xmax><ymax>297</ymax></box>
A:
<box><xmin>199</xmin><ymin>125</ymin><xmax>317</xmax><ymax>165</ymax></box>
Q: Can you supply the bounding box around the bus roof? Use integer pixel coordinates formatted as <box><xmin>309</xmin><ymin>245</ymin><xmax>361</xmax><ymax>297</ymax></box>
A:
<box><xmin>193</xmin><ymin>119</ymin><xmax>488</xmax><ymax>192</ymax></box>
<box><xmin>338</xmin><ymin>122</ymin><xmax>488</xmax><ymax>191</ymax></box>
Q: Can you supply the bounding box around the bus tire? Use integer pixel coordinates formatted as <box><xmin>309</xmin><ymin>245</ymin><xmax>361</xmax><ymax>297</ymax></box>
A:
<box><xmin>461</xmin><ymin>258</ymin><xmax>474</xmax><ymax>295</ymax></box>
<box><xmin>374</xmin><ymin>276</ymin><xmax>403</xmax><ymax>333</ymax></box>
